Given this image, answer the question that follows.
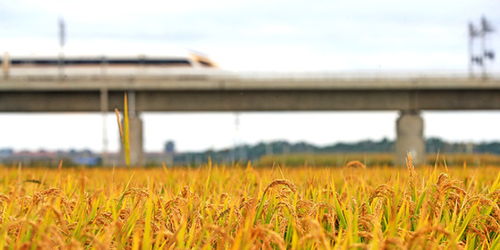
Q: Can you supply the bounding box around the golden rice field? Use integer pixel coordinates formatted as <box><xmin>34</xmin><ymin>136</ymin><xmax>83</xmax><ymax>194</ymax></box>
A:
<box><xmin>259</xmin><ymin>153</ymin><xmax>500</xmax><ymax>167</ymax></box>
<box><xmin>0</xmin><ymin>161</ymin><xmax>499</xmax><ymax>249</ymax></box>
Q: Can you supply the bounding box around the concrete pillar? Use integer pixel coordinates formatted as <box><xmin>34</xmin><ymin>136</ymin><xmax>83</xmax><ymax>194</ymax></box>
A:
<box><xmin>100</xmin><ymin>88</ymin><xmax>110</xmax><ymax>166</ymax></box>
<box><xmin>395</xmin><ymin>110</ymin><xmax>425</xmax><ymax>166</ymax></box>
<box><xmin>119</xmin><ymin>114</ymin><xmax>144</xmax><ymax>166</ymax></box>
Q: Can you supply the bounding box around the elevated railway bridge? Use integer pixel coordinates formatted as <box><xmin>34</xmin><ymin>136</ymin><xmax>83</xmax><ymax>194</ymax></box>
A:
<box><xmin>1</xmin><ymin>71</ymin><xmax>499</xmax><ymax>165</ymax></box>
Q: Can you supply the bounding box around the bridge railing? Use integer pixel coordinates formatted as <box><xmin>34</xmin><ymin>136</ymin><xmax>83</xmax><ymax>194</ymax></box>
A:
<box><xmin>2</xmin><ymin>67</ymin><xmax>500</xmax><ymax>81</ymax></box>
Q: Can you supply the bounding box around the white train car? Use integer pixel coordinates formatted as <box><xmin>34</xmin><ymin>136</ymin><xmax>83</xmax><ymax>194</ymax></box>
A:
<box><xmin>1</xmin><ymin>47</ymin><xmax>218</xmax><ymax>78</ymax></box>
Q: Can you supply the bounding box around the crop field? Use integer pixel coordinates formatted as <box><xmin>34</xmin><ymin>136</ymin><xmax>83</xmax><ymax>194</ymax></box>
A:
<box><xmin>0</xmin><ymin>160</ymin><xmax>499</xmax><ymax>249</ymax></box>
<box><xmin>259</xmin><ymin>153</ymin><xmax>500</xmax><ymax>167</ymax></box>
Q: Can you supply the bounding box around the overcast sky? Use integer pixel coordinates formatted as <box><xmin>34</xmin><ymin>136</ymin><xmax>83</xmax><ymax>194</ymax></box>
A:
<box><xmin>1</xmin><ymin>0</ymin><xmax>500</xmax><ymax>152</ymax></box>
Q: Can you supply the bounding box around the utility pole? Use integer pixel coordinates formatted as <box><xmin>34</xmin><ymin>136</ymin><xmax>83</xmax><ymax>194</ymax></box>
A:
<box><xmin>468</xmin><ymin>22</ymin><xmax>479</xmax><ymax>78</ymax></box>
<box><xmin>480</xmin><ymin>16</ymin><xmax>495</xmax><ymax>79</ymax></box>
<box><xmin>58</xmin><ymin>18</ymin><xmax>66</xmax><ymax>79</ymax></box>
<box><xmin>233</xmin><ymin>113</ymin><xmax>240</xmax><ymax>162</ymax></box>
<box><xmin>469</xmin><ymin>16</ymin><xmax>495</xmax><ymax>79</ymax></box>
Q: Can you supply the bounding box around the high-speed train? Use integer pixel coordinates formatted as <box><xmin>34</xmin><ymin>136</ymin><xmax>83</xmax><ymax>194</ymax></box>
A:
<box><xmin>1</xmin><ymin>46</ymin><xmax>218</xmax><ymax>77</ymax></box>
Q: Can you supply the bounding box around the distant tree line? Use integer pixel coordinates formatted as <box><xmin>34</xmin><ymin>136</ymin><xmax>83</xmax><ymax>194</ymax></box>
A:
<box><xmin>172</xmin><ymin>137</ymin><xmax>500</xmax><ymax>165</ymax></box>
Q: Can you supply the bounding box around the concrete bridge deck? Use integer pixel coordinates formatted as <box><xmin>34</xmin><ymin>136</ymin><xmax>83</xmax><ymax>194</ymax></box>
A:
<box><xmin>2</xmin><ymin>74</ymin><xmax>500</xmax><ymax>91</ymax></box>
<box><xmin>1</xmin><ymin>75</ymin><xmax>500</xmax><ymax>112</ymax></box>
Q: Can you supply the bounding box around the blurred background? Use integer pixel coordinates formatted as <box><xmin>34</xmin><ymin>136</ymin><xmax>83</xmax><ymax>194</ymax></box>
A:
<box><xmin>0</xmin><ymin>0</ymin><xmax>499</xmax><ymax>166</ymax></box>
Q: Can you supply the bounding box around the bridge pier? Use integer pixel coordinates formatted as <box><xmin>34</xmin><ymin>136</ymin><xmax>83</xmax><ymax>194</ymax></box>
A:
<box><xmin>395</xmin><ymin>110</ymin><xmax>425</xmax><ymax>166</ymax></box>
<box><xmin>119</xmin><ymin>113</ymin><xmax>144</xmax><ymax>166</ymax></box>
<box><xmin>100</xmin><ymin>89</ymin><xmax>110</xmax><ymax>166</ymax></box>
<box><xmin>118</xmin><ymin>91</ymin><xmax>144</xmax><ymax>166</ymax></box>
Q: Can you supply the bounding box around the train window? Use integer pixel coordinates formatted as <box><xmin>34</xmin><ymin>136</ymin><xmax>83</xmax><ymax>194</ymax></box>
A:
<box><xmin>9</xmin><ymin>58</ymin><xmax>192</xmax><ymax>66</ymax></box>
